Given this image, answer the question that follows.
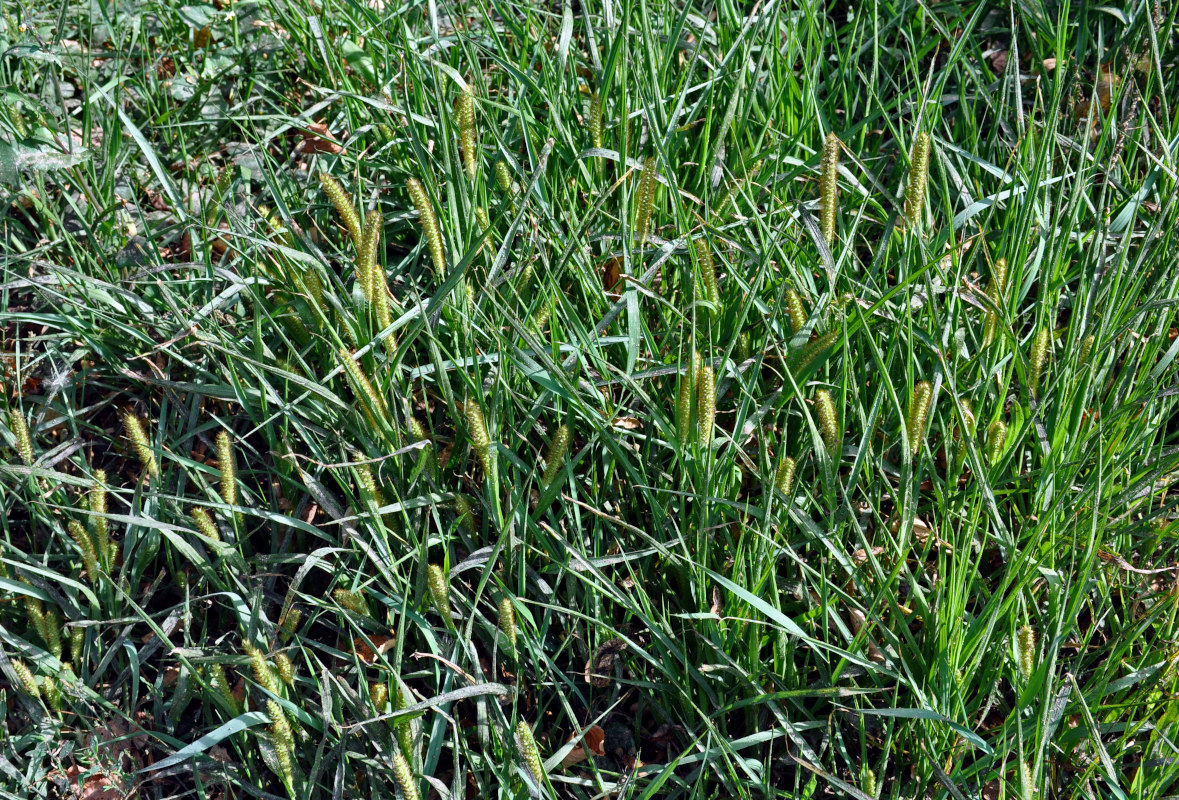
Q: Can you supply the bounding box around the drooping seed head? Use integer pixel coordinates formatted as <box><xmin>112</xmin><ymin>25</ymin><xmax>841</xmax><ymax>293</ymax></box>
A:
<box><xmin>904</xmin><ymin>131</ymin><xmax>931</xmax><ymax>227</ymax></box>
<box><xmin>69</xmin><ymin>626</ymin><xmax>84</xmax><ymax>664</ymax></box>
<box><xmin>819</xmin><ymin>132</ymin><xmax>840</xmax><ymax>245</ymax></box>
<box><xmin>407</xmin><ymin>177</ymin><xmax>446</xmax><ymax>275</ymax></box>
<box><xmin>392</xmin><ymin>748</ymin><xmax>420</xmax><ymax>800</ymax></box>
<box><xmin>906</xmin><ymin>381</ymin><xmax>933</xmax><ymax>458</ymax></box>
<box><xmin>243</xmin><ymin>640</ymin><xmax>281</xmax><ymax>695</ymax></box>
<box><xmin>465</xmin><ymin>401</ymin><xmax>495</xmax><ymax>480</ymax></box>
<box><xmin>338</xmin><ymin>349</ymin><xmax>389</xmax><ymax>430</ymax></box>
<box><xmin>370</xmin><ymin>681</ymin><xmax>388</xmax><ymax>711</ymax></box>
<box><xmin>191</xmin><ymin>507</ymin><xmax>221</xmax><ymax>543</ymax></box>
<box><xmin>333</xmin><ymin>588</ymin><xmax>372</xmax><ymax>619</ymax></box>
<box><xmin>12</xmin><ymin>659</ymin><xmax>39</xmax><ymax>700</ymax></box>
<box><xmin>394</xmin><ymin>685</ymin><xmax>415</xmax><ymax>759</ymax></box>
<box><xmin>274</xmin><ymin>652</ymin><xmax>296</xmax><ymax>686</ymax></box>
<box><xmin>815</xmin><ymin>389</ymin><xmax>841</xmax><ymax>459</ymax></box>
<box><xmin>209</xmin><ymin>663</ymin><xmax>239</xmax><ymax>715</ymax></box>
<box><xmin>983</xmin><ymin>258</ymin><xmax>1008</xmax><ymax>347</ymax></box>
<box><xmin>278</xmin><ymin>606</ymin><xmax>302</xmax><ymax>642</ymax></box>
<box><xmin>541</xmin><ymin>424</ymin><xmax>571</xmax><ymax>487</ymax></box>
<box><xmin>319</xmin><ymin>173</ymin><xmax>363</xmax><ymax>253</ymax></box>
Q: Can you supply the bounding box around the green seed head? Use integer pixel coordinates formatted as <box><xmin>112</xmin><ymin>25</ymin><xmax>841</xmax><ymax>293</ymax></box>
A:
<box><xmin>67</xmin><ymin>521</ymin><xmax>99</xmax><ymax>583</ymax></box>
<box><xmin>88</xmin><ymin>470</ymin><xmax>110</xmax><ymax>566</ymax></box>
<box><xmin>697</xmin><ymin>365</ymin><xmax>716</xmax><ymax>447</ymax></box>
<box><xmin>319</xmin><ymin>173</ymin><xmax>363</xmax><ymax>253</ymax></box>
<box><xmin>907</xmin><ymin>381</ymin><xmax>933</xmax><ymax>458</ymax></box>
<box><xmin>1020</xmin><ymin>760</ymin><xmax>1035</xmax><ymax>800</ymax></box>
<box><xmin>785</xmin><ymin>289</ymin><xmax>808</xmax><ymax>336</ymax></box>
<box><xmin>12</xmin><ymin>659</ymin><xmax>40</xmax><ymax>700</ymax></box>
<box><xmin>498</xmin><ymin>596</ymin><xmax>518</xmax><ymax>654</ymax></box>
<box><xmin>904</xmin><ymin>131</ymin><xmax>931</xmax><ymax>227</ymax></box>
<box><xmin>407</xmin><ymin>177</ymin><xmax>446</xmax><ymax>275</ymax></box>
<box><xmin>494</xmin><ymin>159</ymin><xmax>513</xmax><ymax>196</ymax></box>
<box><xmin>454</xmin><ymin>494</ymin><xmax>478</xmax><ymax>535</ymax></box>
<box><xmin>819</xmin><ymin>132</ymin><xmax>840</xmax><ymax>245</ymax></box>
<box><xmin>455</xmin><ymin>88</ymin><xmax>478</xmax><ymax>180</ymax></box>
<box><xmin>1029</xmin><ymin>326</ymin><xmax>1050</xmax><ymax>397</ymax></box>
<box><xmin>209</xmin><ymin>663</ymin><xmax>239</xmax><ymax>716</ymax></box>
<box><xmin>244</xmin><ymin>641</ymin><xmax>281</xmax><ymax>695</ymax></box>
<box><xmin>465</xmin><ymin>401</ymin><xmax>495</xmax><ymax>480</ymax></box>
<box><xmin>815</xmin><ymin>389</ymin><xmax>841</xmax><ymax>459</ymax></box>
<box><xmin>589</xmin><ymin>91</ymin><xmax>603</xmax><ymax>149</ymax></box>
<box><xmin>279</xmin><ymin>607</ymin><xmax>302</xmax><ymax>642</ymax></box>
<box><xmin>1016</xmin><ymin>624</ymin><xmax>1037</xmax><ymax>682</ymax></box>
<box><xmin>395</xmin><ymin>685</ymin><xmax>415</xmax><ymax>759</ymax></box>
<box><xmin>774</xmin><ymin>456</ymin><xmax>797</xmax><ymax>496</ymax></box>
<box><xmin>8</xmin><ymin>409</ymin><xmax>33</xmax><ymax>465</ymax></box>
<box><xmin>864</xmin><ymin>769</ymin><xmax>878</xmax><ymax>797</ymax></box>
<box><xmin>986</xmin><ymin>419</ymin><xmax>1008</xmax><ymax>464</ymax></box>
<box><xmin>427</xmin><ymin>564</ymin><xmax>450</xmax><ymax>618</ymax></box>
<box><xmin>1078</xmin><ymin>334</ymin><xmax>1096</xmax><ymax>367</ymax></box>
<box><xmin>274</xmin><ymin>652</ymin><xmax>296</xmax><ymax>686</ymax></box>
<box><xmin>338</xmin><ymin>349</ymin><xmax>389</xmax><ymax>429</ymax></box>
<box><xmin>695</xmin><ymin>236</ymin><xmax>720</xmax><ymax>309</ymax></box>
<box><xmin>516</xmin><ymin>721</ymin><xmax>544</xmax><ymax>784</ymax></box>
<box><xmin>542</xmin><ymin>424</ymin><xmax>571</xmax><ymax>487</ymax></box>
<box><xmin>392</xmin><ymin>747</ymin><xmax>420</xmax><ymax>800</ymax></box>
<box><xmin>121</xmin><ymin>410</ymin><xmax>158</xmax><ymax>478</ymax></box>
<box><xmin>634</xmin><ymin>156</ymin><xmax>658</xmax><ymax>245</ymax></box>
<box><xmin>370</xmin><ymin>681</ymin><xmax>388</xmax><ymax>711</ymax></box>
<box><xmin>216</xmin><ymin>430</ymin><xmax>236</xmax><ymax>508</ymax></box>
<box><xmin>359</xmin><ymin>209</ymin><xmax>383</xmax><ymax>302</ymax></box>
<box><xmin>333</xmin><ymin>588</ymin><xmax>372</xmax><ymax>619</ymax></box>
<box><xmin>676</xmin><ymin>357</ymin><xmax>695</xmax><ymax>445</ymax></box>
<box><xmin>69</xmin><ymin>626</ymin><xmax>84</xmax><ymax>664</ymax></box>
<box><xmin>191</xmin><ymin>507</ymin><xmax>221</xmax><ymax>543</ymax></box>
<box><xmin>792</xmin><ymin>331</ymin><xmax>839</xmax><ymax>373</ymax></box>
<box><xmin>983</xmin><ymin>258</ymin><xmax>1008</xmax><ymax>347</ymax></box>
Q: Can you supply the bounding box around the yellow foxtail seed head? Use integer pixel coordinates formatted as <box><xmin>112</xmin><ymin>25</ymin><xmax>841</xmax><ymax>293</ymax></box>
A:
<box><xmin>278</xmin><ymin>606</ymin><xmax>302</xmax><ymax>642</ymax></box>
<box><xmin>267</xmin><ymin>698</ymin><xmax>295</xmax><ymax>758</ymax></box>
<box><xmin>907</xmin><ymin>381</ymin><xmax>932</xmax><ymax>458</ymax></box>
<box><xmin>984</xmin><ymin>258</ymin><xmax>1008</xmax><ymax>347</ymax></box>
<box><xmin>42</xmin><ymin>675</ymin><xmax>62</xmax><ymax>712</ymax></box>
<box><xmin>516</xmin><ymin>721</ymin><xmax>544</xmax><ymax>783</ymax></box>
<box><xmin>455</xmin><ymin>89</ymin><xmax>478</xmax><ymax>180</ymax></box>
<box><xmin>774</xmin><ymin>456</ymin><xmax>796</xmax><ymax>496</ymax></box>
<box><xmin>427</xmin><ymin>564</ymin><xmax>450</xmax><ymax>618</ymax></box>
<box><xmin>43</xmin><ymin>608</ymin><xmax>63</xmax><ymax>661</ymax></box>
<box><xmin>904</xmin><ymin>131</ymin><xmax>931</xmax><ymax>226</ymax></box>
<box><xmin>70</xmin><ymin>626</ymin><xmax>84</xmax><ymax>664</ymax></box>
<box><xmin>815</xmin><ymin>389</ymin><xmax>841</xmax><ymax>459</ymax></box>
<box><xmin>407</xmin><ymin>177</ymin><xmax>446</xmax><ymax>275</ymax></box>
<box><xmin>986</xmin><ymin>419</ymin><xmax>1008</xmax><ymax>464</ymax></box>
<box><xmin>864</xmin><ymin>769</ymin><xmax>878</xmax><ymax>797</ymax></box>
<box><xmin>1029</xmin><ymin>326</ymin><xmax>1050</xmax><ymax>397</ymax></box>
<box><xmin>454</xmin><ymin>494</ymin><xmax>477</xmax><ymax>535</ymax></box>
<box><xmin>274</xmin><ymin>652</ymin><xmax>295</xmax><ymax>686</ymax></box>
<box><xmin>209</xmin><ymin>663</ymin><xmax>239</xmax><ymax>715</ymax></box>
<box><xmin>498</xmin><ymin>597</ymin><xmax>517</xmax><ymax>654</ymax></box>
<box><xmin>589</xmin><ymin>91</ymin><xmax>603</xmax><ymax>149</ymax></box>
<box><xmin>1078</xmin><ymin>334</ymin><xmax>1096</xmax><ymax>367</ymax></box>
<box><xmin>676</xmin><ymin>360</ymin><xmax>694</xmax><ymax>445</ymax></box>
<box><xmin>697</xmin><ymin>365</ymin><xmax>716</xmax><ymax>447</ymax></box>
<box><xmin>9</xmin><ymin>408</ymin><xmax>33</xmax><ymax>465</ymax></box>
<box><xmin>359</xmin><ymin>209</ymin><xmax>383</xmax><ymax>303</ymax></box>
<box><xmin>89</xmin><ymin>470</ymin><xmax>109</xmax><ymax>566</ymax></box>
<box><xmin>785</xmin><ymin>289</ymin><xmax>808</xmax><ymax>336</ymax></box>
<box><xmin>243</xmin><ymin>641</ymin><xmax>280</xmax><ymax>695</ymax></box>
<box><xmin>494</xmin><ymin>160</ymin><xmax>512</xmax><ymax>195</ymax></box>
<box><xmin>634</xmin><ymin>156</ymin><xmax>658</xmax><ymax>245</ymax></box>
<box><xmin>216</xmin><ymin>430</ymin><xmax>236</xmax><ymax>508</ymax></box>
<box><xmin>338</xmin><ymin>349</ymin><xmax>388</xmax><ymax>429</ymax></box>
<box><xmin>394</xmin><ymin>686</ymin><xmax>414</xmax><ymax>758</ymax></box>
<box><xmin>319</xmin><ymin>173</ymin><xmax>363</xmax><ymax>253</ymax></box>
<box><xmin>370</xmin><ymin>681</ymin><xmax>388</xmax><ymax>710</ymax></box>
<box><xmin>333</xmin><ymin>589</ymin><xmax>372</xmax><ymax>619</ymax></box>
<box><xmin>820</xmin><ymin>132</ymin><xmax>840</xmax><ymax>245</ymax></box>
<box><xmin>67</xmin><ymin>521</ymin><xmax>99</xmax><ymax>583</ymax></box>
<box><xmin>12</xmin><ymin>659</ymin><xmax>39</xmax><ymax>700</ymax></box>
<box><xmin>541</xmin><ymin>424</ymin><xmax>571</xmax><ymax>487</ymax></box>
<box><xmin>1017</xmin><ymin>624</ymin><xmax>1037</xmax><ymax>682</ymax></box>
<box><xmin>121</xmin><ymin>410</ymin><xmax>157</xmax><ymax>477</ymax></box>
<box><xmin>958</xmin><ymin>398</ymin><xmax>976</xmax><ymax>437</ymax></box>
<box><xmin>695</xmin><ymin>236</ymin><xmax>719</xmax><ymax>308</ymax></box>
<box><xmin>1020</xmin><ymin>760</ymin><xmax>1035</xmax><ymax>800</ymax></box>
<box><xmin>191</xmin><ymin>507</ymin><xmax>220</xmax><ymax>543</ymax></box>
<box><xmin>392</xmin><ymin>748</ymin><xmax>420</xmax><ymax>800</ymax></box>
<box><xmin>792</xmin><ymin>331</ymin><xmax>838</xmax><ymax>373</ymax></box>
<box><xmin>465</xmin><ymin>401</ymin><xmax>495</xmax><ymax>479</ymax></box>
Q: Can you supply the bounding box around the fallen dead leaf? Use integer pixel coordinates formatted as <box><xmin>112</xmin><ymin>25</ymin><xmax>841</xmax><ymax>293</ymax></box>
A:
<box><xmin>355</xmin><ymin>635</ymin><xmax>396</xmax><ymax>665</ymax></box>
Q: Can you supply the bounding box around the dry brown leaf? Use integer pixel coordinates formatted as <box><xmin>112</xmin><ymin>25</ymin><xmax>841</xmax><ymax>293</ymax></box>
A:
<box><xmin>355</xmin><ymin>635</ymin><xmax>396</xmax><ymax>665</ymax></box>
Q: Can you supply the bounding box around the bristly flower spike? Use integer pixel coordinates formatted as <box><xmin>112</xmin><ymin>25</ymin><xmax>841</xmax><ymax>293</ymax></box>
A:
<box><xmin>904</xmin><ymin>130</ymin><xmax>931</xmax><ymax>227</ymax></box>
<box><xmin>634</xmin><ymin>156</ymin><xmax>658</xmax><ymax>245</ymax></box>
<box><xmin>820</xmin><ymin>132</ymin><xmax>840</xmax><ymax>245</ymax></box>
<box><xmin>986</xmin><ymin>419</ymin><xmax>1008</xmax><ymax>464</ymax></box>
<box><xmin>9</xmin><ymin>409</ymin><xmax>33</xmax><ymax>465</ymax></box>
<box><xmin>216</xmin><ymin>430</ymin><xmax>236</xmax><ymax>509</ymax></box>
<box><xmin>774</xmin><ymin>456</ymin><xmax>796</xmax><ymax>496</ymax></box>
<box><xmin>589</xmin><ymin>91</ymin><xmax>603</xmax><ymax>149</ymax></box>
<box><xmin>407</xmin><ymin>177</ymin><xmax>446</xmax><ymax>275</ymax></box>
<box><xmin>455</xmin><ymin>88</ymin><xmax>478</xmax><ymax>180</ymax></box>
<box><xmin>427</xmin><ymin>564</ymin><xmax>450</xmax><ymax>619</ymax></box>
<box><xmin>785</xmin><ymin>289</ymin><xmax>808</xmax><ymax>337</ymax></box>
<box><xmin>1029</xmin><ymin>326</ymin><xmax>1050</xmax><ymax>398</ymax></box>
<box><xmin>319</xmin><ymin>173</ymin><xmax>363</xmax><ymax>253</ymax></box>
<box><xmin>906</xmin><ymin>381</ymin><xmax>932</xmax><ymax>458</ymax></box>
<box><xmin>358</xmin><ymin>209</ymin><xmax>383</xmax><ymax>303</ymax></box>
<box><xmin>541</xmin><ymin>424</ymin><xmax>571</xmax><ymax>488</ymax></box>
<box><xmin>121</xmin><ymin>410</ymin><xmax>158</xmax><ymax>478</ymax></box>
<box><xmin>983</xmin><ymin>258</ymin><xmax>1009</xmax><ymax>347</ymax></box>
<box><xmin>695</xmin><ymin>236</ymin><xmax>720</xmax><ymax>310</ymax></box>
<box><xmin>815</xmin><ymin>389</ymin><xmax>841</xmax><ymax>459</ymax></box>
<box><xmin>697</xmin><ymin>364</ymin><xmax>716</xmax><ymax>447</ymax></box>
<box><xmin>498</xmin><ymin>596</ymin><xmax>518</xmax><ymax>655</ymax></box>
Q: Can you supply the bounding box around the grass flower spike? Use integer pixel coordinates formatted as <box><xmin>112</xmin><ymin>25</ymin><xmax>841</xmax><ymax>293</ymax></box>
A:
<box><xmin>815</xmin><ymin>389</ymin><xmax>841</xmax><ymax>458</ymax></box>
<box><xmin>407</xmin><ymin>177</ymin><xmax>446</xmax><ymax>275</ymax></box>
<box><xmin>455</xmin><ymin>88</ymin><xmax>478</xmax><ymax>180</ymax></box>
<box><xmin>541</xmin><ymin>424</ymin><xmax>571</xmax><ymax>487</ymax></box>
<box><xmin>1029</xmin><ymin>326</ymin><xmax>1050</xmax><ymax>397</ymax></box>
<box><xmin>9</xmin><ymin>409</ymin><xmax>33</xmax><ymax>465</ymax></box>
<box><xmin>904</xmin><ymin>130</ymin><xmax>931</xmax><ymax>226</ymax></box>
<box><xmin>319</xmin><ymin>173</ymin><xmax>363</xmax><ymax>252</ymax></box>
<box><xmin>516</xmin><ymin>721</ymin><xmax>544</xmax><ymax>784</ymax></box>
<box><xmin>498</xmin><ymin>596</ymin><xmax>517</xmax><ymax>654</ymax></box>
<box><xmin>774</xmin><ymin>456</ymin><xmax>796</xmax><ymax>496</ymax></box>
<box><xmin>121</xmin><ymin>410</ymin><xmax>158</xmax><ymax>478</ymax></box>
<box><xmin>819</xmin><ymin>132</ymin><xmax>840</xmax><ymax>245</ymax></box>
<box><xmin>697</xmin><ymin>364</ymin><xmax>716</xmax><ymax>447</ymax></box>
<box><xmin>634</xmin><ymin>156</ymin><xmax>657</xmax><ymax>245</ymax></box>
<box><xmin>906</xmin><ymin>381</ymin><xmax>932</xmax><ymax>458</ymax></box>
